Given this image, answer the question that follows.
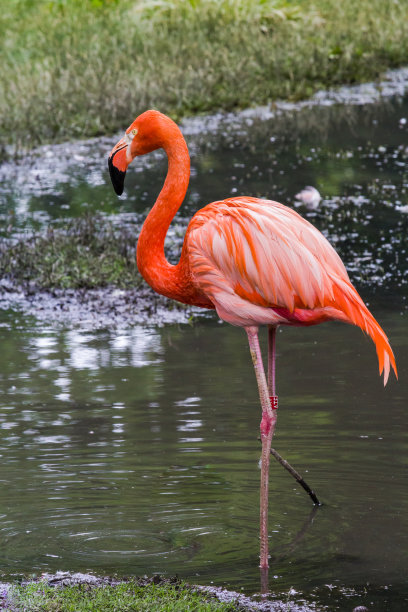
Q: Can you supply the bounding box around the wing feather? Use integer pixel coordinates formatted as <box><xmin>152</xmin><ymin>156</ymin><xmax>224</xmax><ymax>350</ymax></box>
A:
<box><xmin>187</xmin><ymin>197</ymin><xmax>345</xmax><ymax>311</ymax></box>
<box><xmin>185</xmin><ymin>196</ymin><xmax>397</xmax><ymax>385</ymax></box>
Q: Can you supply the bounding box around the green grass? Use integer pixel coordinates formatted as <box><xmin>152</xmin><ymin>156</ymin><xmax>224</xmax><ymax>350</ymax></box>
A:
<box><xmin>0</xmin><ymin>216</ymin><xmax>142</xmax><ymax>289</ymax></box>
<box><xmin>6</xmin><ymin>579</ymin><xmax>240</xmax><ymax>611</ymax></box>
<box><xmin>1</xmin><ymin>0</ymin><xmax>408</xmax><ymax>155</ymax></box>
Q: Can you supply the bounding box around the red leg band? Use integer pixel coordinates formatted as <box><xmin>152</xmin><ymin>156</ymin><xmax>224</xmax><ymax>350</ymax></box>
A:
<box><xmin>270</xmin><ymin>395</ymin><xmax>278</xmax><ymax>410</ymax></box>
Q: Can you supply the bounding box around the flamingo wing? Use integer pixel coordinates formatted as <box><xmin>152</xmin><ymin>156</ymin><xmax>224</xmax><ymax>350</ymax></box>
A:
<box><xmin>187</xmin><ymin>197</ymin><xmax>348</xmax><ymax>312</ymax></box>
<box><xmin>186</xmin><ymin>197</ymin><xmax>397</xmax><ymax>384</ymax></box>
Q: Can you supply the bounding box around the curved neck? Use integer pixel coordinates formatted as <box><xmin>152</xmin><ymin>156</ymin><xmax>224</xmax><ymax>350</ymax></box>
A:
<box><xmin>136</xmin><ymin>131</ymin><xmax>190</xmax><ymax>301</ymax></box>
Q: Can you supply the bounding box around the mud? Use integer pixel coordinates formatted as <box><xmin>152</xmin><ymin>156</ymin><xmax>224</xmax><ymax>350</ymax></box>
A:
<box><xmin>196</xmin><ymin>584</ymin><xmax>325</xmax><ymax>611</ymax></box>
<box><xmin>0</xmin><ymin>278</ymin><xmax>200</xmax><ymax>329</ymax></box>
<box><xmin>0</xmin><ymin>211</ymin><xmax>201</xmax><ymax>328</ymax></box>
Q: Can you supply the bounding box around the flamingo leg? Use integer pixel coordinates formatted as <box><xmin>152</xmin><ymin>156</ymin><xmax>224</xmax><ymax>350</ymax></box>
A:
<box><xmin>267</xmin><ymin>325</ymin><xmax>277</xmax><ymax>397</ymax></box>
<box><xmin>246</xmin><ymin>326</ymin><xmax>277</xmax><ymax>569</ymax></box>
<box><xmin>266</xmin><ymin>326</ymin><xmax>321</xmax><ymax>506</ymax></box>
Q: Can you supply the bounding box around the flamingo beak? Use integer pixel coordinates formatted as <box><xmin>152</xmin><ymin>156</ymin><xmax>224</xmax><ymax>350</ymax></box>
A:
<box><xmin>108</xmin><ymin>137</ymin><xmax>129</xmax><ymax>196</ymax></box>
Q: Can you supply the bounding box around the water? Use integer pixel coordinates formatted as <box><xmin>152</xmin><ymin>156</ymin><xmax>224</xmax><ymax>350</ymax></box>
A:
<box><xmin>0</xmin><ymin>310</ymin><xmax>406</xmax><ymax>609</ymax></box>
<box><xmin>0</xmin><ymin>81</ymin><xmax>408</xmax><ymax>609</ymax></box>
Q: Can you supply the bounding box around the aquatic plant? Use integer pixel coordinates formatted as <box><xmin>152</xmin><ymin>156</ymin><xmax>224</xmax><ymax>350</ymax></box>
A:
<box><xmin>0</xmin><ymin>215</ymin><xmax>142</xmax><ymax>289</ymax></box>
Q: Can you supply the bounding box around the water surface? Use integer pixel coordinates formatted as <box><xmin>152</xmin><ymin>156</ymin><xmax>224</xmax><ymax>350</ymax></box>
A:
<box><xmin>0</xmin><ymin>307</ymin><xmax>406</xmax><ymax>609</ymax></box>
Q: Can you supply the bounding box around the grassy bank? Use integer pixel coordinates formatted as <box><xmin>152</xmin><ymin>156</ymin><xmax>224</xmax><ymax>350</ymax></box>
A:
<box><xmin>5</xmin><ymin>579</ymin><xmax>240</xmax><ymax>611</ymax></box>
<box><xmin>2</xmin><ymin>0</ymin><xmax>408</xmax><ymax>154</ymax></box>
<box><xmin>0</xmin><ymin>216</ymin><xmax>143</xmax><ymax>290</ymax></box>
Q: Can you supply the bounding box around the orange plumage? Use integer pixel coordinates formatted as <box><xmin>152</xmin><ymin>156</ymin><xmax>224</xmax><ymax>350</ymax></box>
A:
<box><xmin>185</xmin><ymin>197</ymin><xmax>397</xmax><ymax>384</ymax></box>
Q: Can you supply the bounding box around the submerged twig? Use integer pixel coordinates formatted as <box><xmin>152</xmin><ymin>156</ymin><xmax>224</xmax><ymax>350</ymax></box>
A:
<box><xmin>257</xmin><ymin>435</ymin><xmax>321</xmax><ymax>505</ymax></box>
<box><xmin>270</xmin><ymin>446</ymin><xmax>321</xmax><ymax>506</ymax></box>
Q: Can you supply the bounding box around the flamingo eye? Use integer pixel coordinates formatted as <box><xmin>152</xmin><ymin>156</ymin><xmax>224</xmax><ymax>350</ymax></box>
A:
<box><xmin>124</xmin><ymin>129</ymin><xmax>137</xmax><ymax>145</ymax></box>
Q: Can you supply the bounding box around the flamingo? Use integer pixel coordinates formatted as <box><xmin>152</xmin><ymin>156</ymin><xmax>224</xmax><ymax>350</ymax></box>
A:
<box><xmin>108</xmin><ymin>110</ymin><xmax>397</xmax><ymax>569</ymax></box>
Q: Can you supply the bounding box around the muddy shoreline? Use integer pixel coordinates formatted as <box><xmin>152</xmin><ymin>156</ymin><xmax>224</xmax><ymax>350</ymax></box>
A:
<box><xmin>0</xmin><ymin>279</ymin><xmax>202</xmax><ymax>329</ymax></box>
<box><xmin>0</xmin><ymin>213</ymin><xmax>203</xmax><ymax>328</ymax></box>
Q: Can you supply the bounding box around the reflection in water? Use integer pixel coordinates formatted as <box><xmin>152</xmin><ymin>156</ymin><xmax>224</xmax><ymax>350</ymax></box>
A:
<box><xmin>0</xmin><ymin>308</ymin><xmax>407</xmax><ymax>609</ymax></box>
<box><xmin>260</xmin><ymin>506</ymin><xmax>321</xmax><ymax>596</ymax></box>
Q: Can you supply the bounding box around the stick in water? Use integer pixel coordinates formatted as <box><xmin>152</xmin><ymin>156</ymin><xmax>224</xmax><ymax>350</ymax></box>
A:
<box><xmin>266</xmin><ymin>326</ymin><xmax>321</xmax><ymax>507</ymax></box>
<box><xmin>270</xmin><ymin>446</ymin><xmax>321</xmax><ymax>506</ymax></box>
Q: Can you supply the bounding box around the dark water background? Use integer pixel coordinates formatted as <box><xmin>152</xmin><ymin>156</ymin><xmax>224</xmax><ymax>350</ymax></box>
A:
<box><xmin>0</xmin><ymin>89</ymin><xmax>408</xmax><ymax>610</ymax></box>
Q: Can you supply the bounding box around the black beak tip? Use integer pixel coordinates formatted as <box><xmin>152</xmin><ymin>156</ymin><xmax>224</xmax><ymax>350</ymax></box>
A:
<box><xmin>108</xmin><ymin>156</ymin><xmax>126</xmax><ymax>196</ymax></box>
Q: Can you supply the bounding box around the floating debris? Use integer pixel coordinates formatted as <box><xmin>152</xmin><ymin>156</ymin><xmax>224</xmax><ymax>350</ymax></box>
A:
<box><xmin>294</xmin><ymin>186</ymin><xmax>322</xmax><ymax>210</ymax></box>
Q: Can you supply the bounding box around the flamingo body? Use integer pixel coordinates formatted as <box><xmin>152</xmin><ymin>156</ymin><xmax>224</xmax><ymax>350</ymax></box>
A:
<box><xmin>183</xmin><ymin>196</ymin><xmax>396</xmax><ymax>384</ymax></box>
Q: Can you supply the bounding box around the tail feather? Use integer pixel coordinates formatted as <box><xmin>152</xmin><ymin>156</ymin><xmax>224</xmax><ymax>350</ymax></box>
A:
<box><xmin>332</xmin><ymin>280</ymin><xmax>397</xmax><ymax>386</ymax></box>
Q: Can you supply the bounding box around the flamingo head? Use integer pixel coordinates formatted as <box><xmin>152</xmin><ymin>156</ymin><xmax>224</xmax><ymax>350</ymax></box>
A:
<box><xmin>108</xmin><ymin>110</ymin><xmax>179</xmax><ymax>195</ymax></box>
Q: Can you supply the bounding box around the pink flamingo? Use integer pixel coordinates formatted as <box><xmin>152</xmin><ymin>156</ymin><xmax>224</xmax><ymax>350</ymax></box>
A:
<box><xmin>108</xmin><ymin>110</ymin><xmax>397</xmax><ymax>569</ymax></box>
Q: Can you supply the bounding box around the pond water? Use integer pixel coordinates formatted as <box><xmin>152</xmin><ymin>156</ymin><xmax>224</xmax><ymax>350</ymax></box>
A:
<box><xmin>0</xmin><ymin>80</ymin><xmax>408</xmax><ymax>610</ymax></box>
<box><xmin>0</xmin><ymin>310</ymin><xmax>406</xmax><ymax>610</ymax></box>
